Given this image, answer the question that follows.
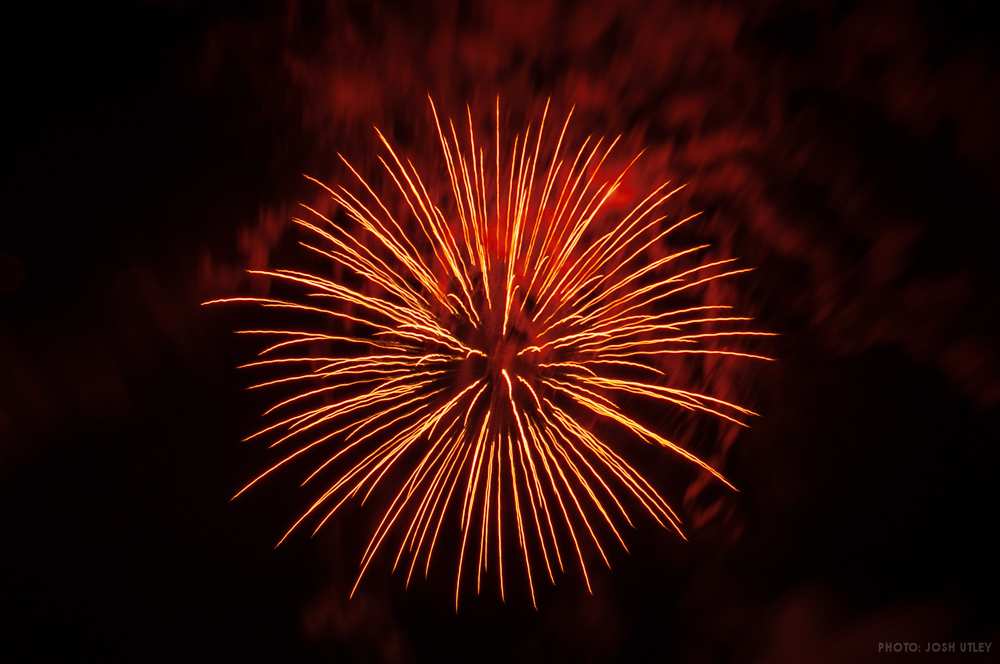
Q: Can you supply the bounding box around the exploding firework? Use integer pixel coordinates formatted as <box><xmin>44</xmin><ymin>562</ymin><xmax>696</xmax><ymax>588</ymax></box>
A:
<box><xmin>207</xmin><ymin>97</ymin><xmax>773</xmax><ymax>609</ymax></box>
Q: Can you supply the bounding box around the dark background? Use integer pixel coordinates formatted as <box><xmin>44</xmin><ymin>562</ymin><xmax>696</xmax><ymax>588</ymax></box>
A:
<box><xmin>2</xmin><ymin>1</ymin><xmax>999</xmax><ymax>662</ymax></box>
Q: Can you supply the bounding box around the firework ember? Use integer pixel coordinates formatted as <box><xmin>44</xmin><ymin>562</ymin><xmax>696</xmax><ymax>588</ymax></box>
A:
<box><xmin>207</xmin><ymin>97</ymin><xmax>774</xmax><ymax>609</ymax></box>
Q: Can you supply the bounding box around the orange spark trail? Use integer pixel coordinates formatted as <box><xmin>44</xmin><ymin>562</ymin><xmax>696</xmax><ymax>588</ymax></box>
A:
<box><xmin>207</xmin><ymin>97</ymin><xmax>772</xmax><ymax>609</ymax></box>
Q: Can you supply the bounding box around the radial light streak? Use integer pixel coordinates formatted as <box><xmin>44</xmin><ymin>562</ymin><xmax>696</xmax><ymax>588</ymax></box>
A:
<box><xmin>207</xmin><ymin>97</ymin><xmax>773</xmax><ymax>609</ymax></box>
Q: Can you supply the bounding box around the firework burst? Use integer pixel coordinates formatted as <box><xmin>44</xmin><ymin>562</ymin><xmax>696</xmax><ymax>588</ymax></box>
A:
<box><xmin>207</xmin><ymin>97</ymin><xmax>774</xmax><ymax>609</ymax></box>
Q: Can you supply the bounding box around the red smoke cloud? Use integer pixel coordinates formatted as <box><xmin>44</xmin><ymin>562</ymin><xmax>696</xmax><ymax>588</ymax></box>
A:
<box><xmin>189</xmin><ymin>0</ymin><xmax>1000</xmax><ymax>655</ymax></box>
<box><xmin>199</xmin><ymin>1</ymin><xmax>1000</xmax><ymax>407</ymax></box>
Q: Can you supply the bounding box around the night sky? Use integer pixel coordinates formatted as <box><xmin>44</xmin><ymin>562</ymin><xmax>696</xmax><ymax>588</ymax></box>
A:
<box><xmin>3</xmin><ymin>2</ymin><xmax>999</xmax><ymax>662</ymax></box>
